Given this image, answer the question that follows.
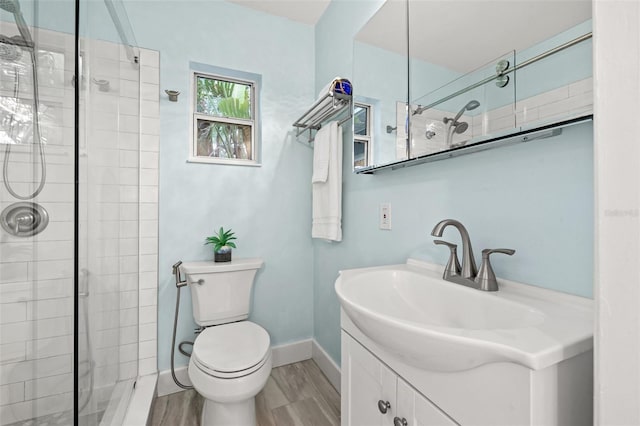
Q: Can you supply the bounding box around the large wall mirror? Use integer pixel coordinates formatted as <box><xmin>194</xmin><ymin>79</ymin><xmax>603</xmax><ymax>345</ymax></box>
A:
<box><xmin>353</xmin><ymin>0</ymin><xmax>592</xmax><ymax>173</ymax></box>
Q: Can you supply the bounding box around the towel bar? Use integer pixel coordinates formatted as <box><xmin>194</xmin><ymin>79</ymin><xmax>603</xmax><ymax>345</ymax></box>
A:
<box><xmin>293</xmin><ymin>89</ymin><xmax>352</xmax><ymax>143</ymax></box>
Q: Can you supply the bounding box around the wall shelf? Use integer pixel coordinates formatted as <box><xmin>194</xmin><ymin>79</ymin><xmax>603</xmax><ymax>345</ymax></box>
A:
<box><xmin>293</xmin><ymin>91</ymin><xmax>352</xmax><ymax>143</ymax></box>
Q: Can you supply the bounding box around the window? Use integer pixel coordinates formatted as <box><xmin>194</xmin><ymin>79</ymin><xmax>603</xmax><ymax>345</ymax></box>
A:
<box><xmin>353</xmin><ymin>102</ymin><xmax>372</xmax><ymax>169</ymax></box>
<box><xmin>191</xmin><ymin>71</ymin><xmax>260</xmax><ymax>165</ymax></box>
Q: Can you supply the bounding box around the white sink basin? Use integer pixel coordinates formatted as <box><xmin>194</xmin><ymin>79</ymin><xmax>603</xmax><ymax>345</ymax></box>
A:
<box><xmin>335</xmin><ymin>259</ymin><xmax>593</xmax><ymax>372</ymax></box>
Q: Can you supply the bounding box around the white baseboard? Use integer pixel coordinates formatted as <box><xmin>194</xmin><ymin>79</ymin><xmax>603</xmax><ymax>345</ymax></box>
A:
<box><xmin>312</xmin><ymin>339</ymin><xmax>341</xmax><ymax>393</ymax></box>
<box><xmin>157</xmin><ymin>339</ymin><xmax>314</xmax><ymax>397</ymax></box>
<box><xmin>157</xmin><ymin>366</ymin><xmax>193</xmax><ymax>397</ymax></box>
<box><xmin>272</xmin><ymin>338</ymin><xmax>313</xmax><ymax>367</ymax></box>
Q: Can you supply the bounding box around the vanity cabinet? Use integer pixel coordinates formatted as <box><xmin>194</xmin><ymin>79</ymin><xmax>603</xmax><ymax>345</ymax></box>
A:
<box><xmin>342</xmin><ymin>332</ymin><xmax>456</xmax><ymax>426</ymax></box>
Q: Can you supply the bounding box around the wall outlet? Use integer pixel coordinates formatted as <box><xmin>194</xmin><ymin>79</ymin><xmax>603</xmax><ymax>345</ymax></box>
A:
<box><xmin>380</xmin><ymin>203</ymin><xmax>391</xmax><ymax>230</ymax></box>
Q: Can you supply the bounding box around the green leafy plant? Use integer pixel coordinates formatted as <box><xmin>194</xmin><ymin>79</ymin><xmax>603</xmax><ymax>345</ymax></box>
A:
<box><xmin>205</xmin><ymin>227</ymin><xmax>237</xmax><ymax>252</ymax></box>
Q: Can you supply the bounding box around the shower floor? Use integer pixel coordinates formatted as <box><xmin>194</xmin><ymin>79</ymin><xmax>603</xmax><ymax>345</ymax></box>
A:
<box><xmin>151</xmin><ymin>359</ymin><xmax>340</xmax><ymax>426</ymax></box>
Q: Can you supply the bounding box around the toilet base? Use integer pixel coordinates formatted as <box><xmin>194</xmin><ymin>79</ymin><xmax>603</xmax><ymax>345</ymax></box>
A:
<box><xmin>201</xmin><ymin>397</ymin><xmax>256</xmax><ymax>426</ymax></box>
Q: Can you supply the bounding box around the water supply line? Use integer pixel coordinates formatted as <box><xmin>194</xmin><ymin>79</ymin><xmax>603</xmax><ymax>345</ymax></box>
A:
<box><xmin>171</xmin><ymin>261</ymin><xmax>194</xmax><ymax>390</ymax></box>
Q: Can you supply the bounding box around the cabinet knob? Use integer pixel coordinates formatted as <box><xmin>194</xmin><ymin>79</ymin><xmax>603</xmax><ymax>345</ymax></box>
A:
<box><xmin>393</xmin><ymin>417</ymin><xmax>408</xmax><ymax>426</ymax></box>
<box><xmin>377</xmin><ymin>400</ymin><xmax>391</xmax><ymax>414</ymax></box>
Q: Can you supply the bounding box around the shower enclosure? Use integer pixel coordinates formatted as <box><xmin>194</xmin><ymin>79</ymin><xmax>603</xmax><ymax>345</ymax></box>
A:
<box><xmin>0</xmin><ymin>0</ymin><xmax>142</xmax><ymax>424</ymax></box>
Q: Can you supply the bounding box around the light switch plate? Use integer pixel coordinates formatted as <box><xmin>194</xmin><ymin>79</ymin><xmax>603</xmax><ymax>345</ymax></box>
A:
<box><xmin>380</xmin><ymin>203</ymin><xmax>391</xmax><ymax>230</ymax></box>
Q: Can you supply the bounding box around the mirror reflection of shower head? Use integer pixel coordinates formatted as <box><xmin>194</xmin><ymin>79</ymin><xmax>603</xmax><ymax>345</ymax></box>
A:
<box><xmin>0</xmin><ymin>0</ymin><xmax>34</xmax><ymax>48</ymax></box>
<box><xmin>454</xmin><ymin>122</ymin><xmax>469</xmax><ymax>134</ymax></box>
<box><xmin>453</xmin><ymin>99</ymin><xmax>480</xmax><ymax>122</ymax></box>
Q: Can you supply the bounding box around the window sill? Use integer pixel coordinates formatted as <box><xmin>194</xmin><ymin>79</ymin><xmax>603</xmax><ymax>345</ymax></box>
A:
<box><xmin>187</xmin><ymin>157</ymin><xmax>262</xmax><ymax>167</ymax></box>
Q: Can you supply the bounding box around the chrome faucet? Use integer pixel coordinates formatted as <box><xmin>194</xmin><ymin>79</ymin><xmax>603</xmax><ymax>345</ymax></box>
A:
<box><xmin>431</xmin><ymin>219</ymin><xmax>515</xmax><ymax>291</ymax></box>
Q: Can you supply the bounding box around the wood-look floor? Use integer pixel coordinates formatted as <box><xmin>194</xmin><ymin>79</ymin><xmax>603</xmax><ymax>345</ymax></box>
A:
<box><xmin>151</xmin><ymin>359</ymin><xmax>340</xmax><ymax>426</ymax></box>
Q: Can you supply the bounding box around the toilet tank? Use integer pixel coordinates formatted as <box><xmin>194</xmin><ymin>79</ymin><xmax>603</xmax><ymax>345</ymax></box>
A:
<box><xmin>180</xmin><ymin>258</ymin><xmax>264</xmax><ymax>327</ymax></box>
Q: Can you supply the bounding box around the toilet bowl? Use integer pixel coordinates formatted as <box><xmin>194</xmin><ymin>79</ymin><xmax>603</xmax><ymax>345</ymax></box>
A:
<box><xmin>180</xmin><ymin>259</ymin><xmax>269</xmax><ymax>426</ymax></box>
<box><xmin>188</xmin><ymin>321</ymin><xmax>272</xmax><ymax>425</ymax></box>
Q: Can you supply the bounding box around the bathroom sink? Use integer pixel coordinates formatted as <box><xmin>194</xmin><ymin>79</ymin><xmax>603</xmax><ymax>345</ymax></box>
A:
<box><xmin>335</xmin><ymin>259</ymin><xmax>593</xmax><ymax>372</ymax></box>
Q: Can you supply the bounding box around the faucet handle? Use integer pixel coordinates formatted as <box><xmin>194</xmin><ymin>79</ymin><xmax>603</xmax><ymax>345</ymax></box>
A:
<box><xmin>434</xmin><ymin>240</ymin><xmax>462</xmax><ymax>279</ymax></box>
<box><xmin>475</xmin><ymin>248</ymin><xmax>515</xmax><ymax>291</ymax></box>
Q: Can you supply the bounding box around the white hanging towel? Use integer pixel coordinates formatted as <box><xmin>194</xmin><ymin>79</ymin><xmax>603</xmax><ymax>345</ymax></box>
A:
<box><xmin>312</xmin><ymin>121</ymin><xmax>342</xmax><ymax>242</ymax></box>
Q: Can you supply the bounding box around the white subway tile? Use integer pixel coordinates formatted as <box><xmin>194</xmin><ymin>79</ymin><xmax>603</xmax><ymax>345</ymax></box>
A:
<box><xmin>138</xmin><ymin>357</ymin><xmax>157</xmax><ymax>376</ymax></box>
<box><xmin>119</xmin><ymin>97</ymin><xmax>140</xmax><ymax>116</ymax></box>
<box><xmin>119</xmin><ymin>343</ymin><xmax>138</xmax><ymax>363</ymax></box>
<box><xmin>0</xmin><ymin>354</ymin><xmax>71</xmax><ymax>384</ymax></box>
<box><xmin>139</xmin><ymin>255</ymin><xmax>157</xmax><ymax>273</ymax></box>
<box><xmin>139</xmin><ymin>323</ymin><xmax>157</xmax><ymax>342</ymax></box>
<box><xmin>141</xmin><ymin>117</ymin><xmax>160</xmax><ymax>136</ymax></box>
<box><xmin>139</xmin><ymin>204</ymin><xmax>158</xmax><ymax>221</ymax></box>
<box><xmin>140</xmin><ymin>169</ymin><xmax>158</xmax><ymax>187</ymax></box>
<box><xmin>120</xmin><ymin>308</ymin><xmax>138</xmax><ymax>328</ymax></box>
<box><xmin>0</xmin><ymin>263</ymin><xmax>29</xmax><ymax>284</ymax></box>
<box><xmin>25</xmin><ymin>335</ymin><xmax>73</xmax><ymax>360</ymax></box>
<box><xmin>119</xmin><ymin>273</ymin><xmax>138</xmax><ymax>292</ymax></box>
<box><xmin>120</xmin><ymin>79</ymin><xmax>140</xmax><ymax>99</ymax></box>
<box><xmin>120</xmin><ymin>185</ymin><xmax>139</xmax><ymax>203</ymax></box>
<box><xmin>120</xmin><ymin>115</ymin><xmax>140</xmax><ymax>134</ymax></box>
<box><xmin>120</xmin><ymin>221</ymin><xmax>138</xmax><ymax>239</ymax></box>
<box><xmin>0</xmin><ymin>302</ymin><xmax>26</xmax><ymax>324</ymax></box>
<box><xmin>141</xmin><ymin>134</ymin><xmax>160</xmax><ymax>152</ymax></box>
<box><xmin>24</xmin><ymin>373</ymin><xmax>73</xmax><ymax>400</ymax></box>
<box><xmin>140</xmin><ymin>237</ymin><xmax>158</xmax><ymax>255</ymax></box>
<box><xmin>139</xmin><ymin>289</ymin><xmax>157</xmax><ymax>308</ymax></box>
<box><xmin>0</xmin><ymin>382</ymin><xmax>24</xmax><ymax>406</ymax></box>
<box><xmin>139</xmin><ymin>271</ymin><xmax>157</xmax><ymax>290</ymax></box>
<box><xmin>140</xmin><ymin>151</ymin><xmax>159</xmax><ymax>169</ymax></box>
<box><xmin>0</xmin><ymin>392</ymin><xmax>72</xmax><ymax>424</ymax></box>
<box><xmin>119</xmin><ymin>290</ymin><xmax>138</xmax><ymax>310</ymax></box>
<box><xmin>26</xmin><ymin>297</ymin><xmax>73</xmax><ymax>320</ymax></box>
<box><xmin>119</xmin><ymin>61</ymin><xmax>140</xmax><ymax>82</ymax></box>
<box><xmin>139</xmin><ymin>340</ymin><xmax>156</xmax><ymax>359</ymax></box>
<box><xmin>0</xmin><ymin>342</ymin><xmax>25</xmax><ymax>365</ymax></box>
<box><xmin>141</xmin><ymin>83</ymin><xmax>159</xmax><ymax>102</ymax></box>
<box><xmin>29</xmin><ymin>259</ymin><xmax>73</xmax><ymax>281</ymax></box>
<box><xmin>0</xmin><ymin>241</ymin><xmax>73</xmax><ymax>263</ymax></box>
<box><xmin>141</xmin><ymin>100</ymin><xmax>159</xmax><ymax>118</ymax></box>
<box><xmin>120</xmin><ymin>150</ymin><xmax>139</xmax><ymax>169</ymax></box>
<box><xmin>120</xmin><ymin>325</ymin><xmax>138</xmax><ymax>346</ymax></box>
<box><xmin>119</xmin><ymin>132</ymin><xmax>139</xmax><ymax>151</ymax></box>
<box><xmin>118</xmin><ymin>361</ymin><xmax>138</xmax><ymax>381</ymax></box>
<box><xmin>140</xmin><ymin>66</ymin><xmax>159</xmax><ymax>85</ymax></box>
<box><xmin>94</xmin><ymin>329</ymin><xmax>119</xmax><ymax>350</ymax></box>
<box><xmin>140</xmin><ymin>220</ymin><xmax>158</xmax><ymax>238</ymax></box>
<box><xmin>139</xmin><ymin>305</ymin><xmax>156</xmax><ymax>325</ymax></box>
<box><xmin>119</xmin><ymin>168</ymin><xmax>138</xmax><ymax>186</ymax></box>
<box><xmin>139</xmin><ymin>49</ymin><xmax>160</xmax><ymax>68</ymax></box>
<box><xmin>140</xmin><ymin>186</ymin><xmax>158</xmax><ymax>203</ymax></box>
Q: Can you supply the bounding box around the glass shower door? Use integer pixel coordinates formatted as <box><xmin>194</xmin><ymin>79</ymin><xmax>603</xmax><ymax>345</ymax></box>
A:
<box><xmin>77</xmin><ymin>0</ymin><xmax>140</xmax><ymax>424</ymax></box>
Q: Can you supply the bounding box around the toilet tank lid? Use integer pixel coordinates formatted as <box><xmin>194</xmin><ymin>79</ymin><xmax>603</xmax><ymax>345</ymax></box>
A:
<box><xmin>180</xmin><ymin>258</ymin><xmax>264</xmax><ymax>275</ymax></box>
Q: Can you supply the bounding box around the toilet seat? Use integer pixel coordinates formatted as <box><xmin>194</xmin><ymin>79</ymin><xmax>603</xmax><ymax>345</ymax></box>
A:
<box><xmin>192</xmin><ymin>321</ymin><xmax>270</xmax><ymax>379</ymax></box>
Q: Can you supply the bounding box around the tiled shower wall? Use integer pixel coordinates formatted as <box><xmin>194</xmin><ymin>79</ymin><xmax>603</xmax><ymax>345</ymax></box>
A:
<box><xmin>0</xmin><ymin>25</ymin><xmax>159</xmax><ymax>424</ymax></box>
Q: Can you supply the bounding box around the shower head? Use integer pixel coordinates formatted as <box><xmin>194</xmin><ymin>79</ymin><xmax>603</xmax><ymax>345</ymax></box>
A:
<box><xmin>0</xmin><ymin>0</ymin><xmax>33</xmax><ymax>48</ymax></box>
<box><xmin>453</xmin><ymin>99</ymin><xmax>481</xmax><ymax>122</ymax></box>
<box><xmin>0</xmin><ymin>0</ymin><xmax>19</xmax><ymax>13</ymax></box>
<box><xmin>454</xmin><ymin>122</ymin><xmax>469</xmax><ymax>134</ymax></box>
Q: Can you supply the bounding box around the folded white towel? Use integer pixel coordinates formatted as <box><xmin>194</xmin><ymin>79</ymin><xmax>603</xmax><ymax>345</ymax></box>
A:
<box><xmin>312</xmin><ymin>121</ymin><xmax>342</xmax><ymax>242</ymax></box>
<box><xmin>312</xmin><ymin>126</ymin><xmax>330</xmax><ymax>183</ymax></box>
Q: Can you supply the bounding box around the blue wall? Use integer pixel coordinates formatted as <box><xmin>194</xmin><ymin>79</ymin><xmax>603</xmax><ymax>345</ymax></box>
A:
<box><xmin>314</xmin><ymin>0</ymin><xmax>593</xmax><ymax>364</ymax></box>
<box><xmin>125</xmin><ymin>1</ymin><xmax>316</xmax><ymax>371</ymax></box>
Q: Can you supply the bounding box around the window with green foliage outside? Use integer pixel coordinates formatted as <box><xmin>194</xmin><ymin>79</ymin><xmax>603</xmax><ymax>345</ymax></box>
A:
<box><xmin>192</xmin><ymin>73</ymin><xmax>258</xmax><ymax>164</ymax></box>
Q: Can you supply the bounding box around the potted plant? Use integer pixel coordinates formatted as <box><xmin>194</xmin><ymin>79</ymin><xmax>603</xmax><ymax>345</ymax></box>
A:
<box><xmin>205</xmin><ymin>227</ymin><xmax>237</xmax><ymax>262</ymax></box>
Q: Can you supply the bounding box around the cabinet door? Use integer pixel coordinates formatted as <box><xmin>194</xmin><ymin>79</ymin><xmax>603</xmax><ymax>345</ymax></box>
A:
<box><xmin>342</xmin><ymin>332</ymin><xmax>397</xmax><ymax>426</ymax></box>
<box><xmin>397</xmin><ymin>379</ymin><xmax>458</xmax><ymax>426</ymax></box>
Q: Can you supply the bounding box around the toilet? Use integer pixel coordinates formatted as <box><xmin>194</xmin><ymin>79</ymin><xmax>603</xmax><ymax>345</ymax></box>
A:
<box><xmin>180</xmin><ymin>258</ymin><xmax>271</xmax><ymax>426</ymax></box>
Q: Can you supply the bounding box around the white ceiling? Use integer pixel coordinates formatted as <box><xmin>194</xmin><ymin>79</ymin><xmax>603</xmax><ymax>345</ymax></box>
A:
<box><xmin>228</xmin><ymin>0</ymin><xmax>331</xmax><ymax>25</ymax></box>
<box><xmin>357</xmin><ymin>0</ymin><xmax>592</xmax><ymax>73</ymax></box>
